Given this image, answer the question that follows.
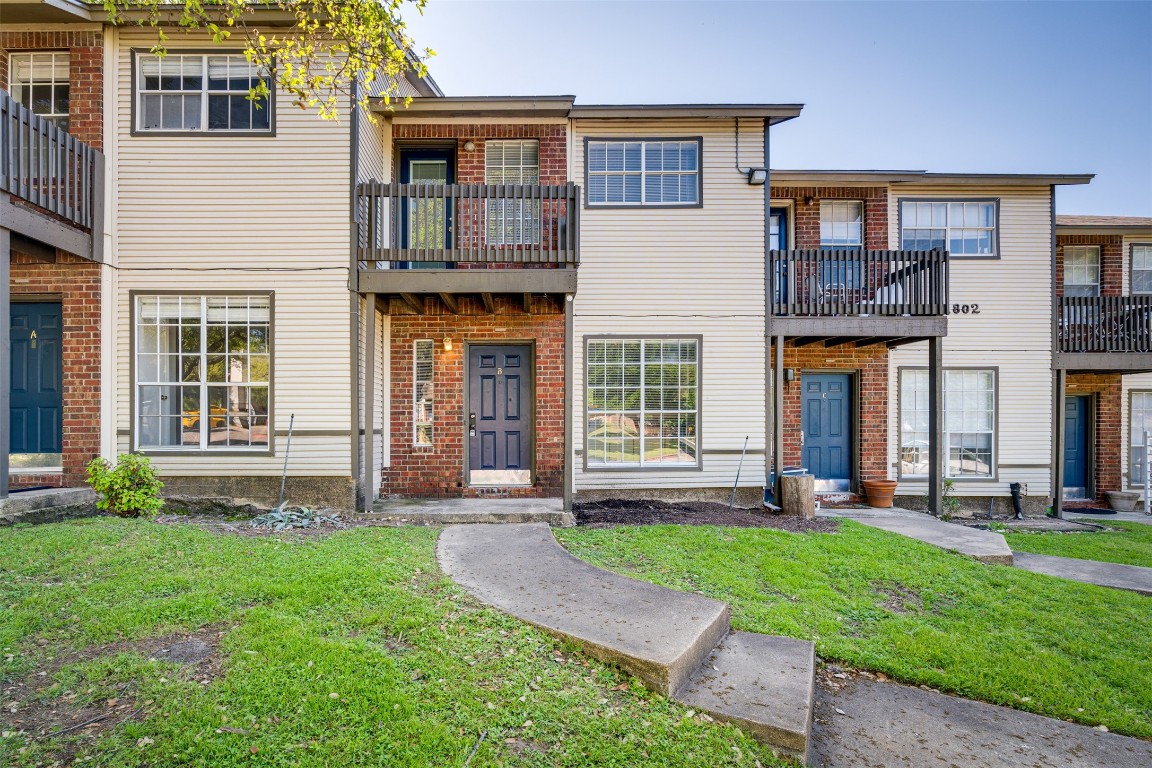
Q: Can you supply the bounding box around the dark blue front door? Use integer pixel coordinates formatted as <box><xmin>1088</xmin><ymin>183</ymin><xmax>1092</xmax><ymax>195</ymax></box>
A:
<box><xmin>10</xmin><ymin>302</ymin><xmax>63</xmax><ymax>455</ymax></box>
<box><xmin>468</xmin><ymin>345</ymin><xmax>532</xmax><ymax>485</ymax></box>
<box><xmin>399</xmin><ymin>148</ymin><xmax>454</xmax><ymax>269</ymax></box>
<box><xmin>802</xmin><ymin>373</ymin><xmax>852</xmax><ymax>491</ymax></box>
<box><xmin>1063</xmin><ymin>395</ymin><xmax>1091</xmax><ymax>498</ymax></box>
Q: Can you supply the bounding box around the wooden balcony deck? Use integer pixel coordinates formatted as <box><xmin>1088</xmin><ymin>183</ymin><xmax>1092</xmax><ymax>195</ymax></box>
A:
<box><xmin>1055</xmin><ymin>295</ymin><xmax>1152</xmax><ymax>372</ymax></box>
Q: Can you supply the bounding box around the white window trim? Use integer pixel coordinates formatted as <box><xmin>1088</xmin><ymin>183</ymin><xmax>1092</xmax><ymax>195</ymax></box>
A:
<box><xmin>8</xmin><ymin>51</ymin><xmax>70</xmax><ymax>128</ymax></box>
<box><xmin>485</xmin><ymin>140</ymin><xmax>541</xmax><ymax>246</ymax></box>
<box><xmin>413</xmin><ymin>339</ymin><xmax>434</xmax><ymax>446</ymax></box>
<box><xmin>1063</xmin><ymin>245</ymin><xmax>1101</xmax><ymax>297</ymax></box>
<box><xmin>898</xmin><ymin>198</ymin><xmax>1000</xmax><ymax>258</ymax></box>
<box><xmin>820</xmin><ymin>200</ymin><xmax>864</xmax><ymax>248</ymax></box>
<box><xmin>1130</xmin><ymin>391</ymin><xmax>1152</xmax><ymax>488</ymax></box>
<box><xmin>1132</xmin><ymin>244</ymin><xmax>1152</xmax><ymax>295</ymax></box>
<box><xmin>899</xmin><ymin>368</ymin><xmax>997</xmax><ymax>480</ymax></box>
<box><xmin>134</xmin><ymin>51</ymin><xmax>273</xmax><ymax>134</ymax></box>
<box><xmin>585</xmin><ymin>138</ymin><xmax>702</xmax><ymax>207</ymax></box>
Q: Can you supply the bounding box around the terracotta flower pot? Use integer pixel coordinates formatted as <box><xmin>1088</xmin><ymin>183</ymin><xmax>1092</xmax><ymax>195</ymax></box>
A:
<box><xmin>862</xmin><ymin>479</ymin><xmax>899</xmax><ymax>509</ymax></box>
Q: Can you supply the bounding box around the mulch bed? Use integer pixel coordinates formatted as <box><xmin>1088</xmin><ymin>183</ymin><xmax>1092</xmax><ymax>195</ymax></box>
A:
<box><xmin>573</xmin><ymin>498</ymin><xmax>839</xmax><ymax>533</ymax></box>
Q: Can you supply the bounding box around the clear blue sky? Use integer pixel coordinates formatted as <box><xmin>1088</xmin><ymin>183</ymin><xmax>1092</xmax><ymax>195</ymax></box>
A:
<box><xmin>405</xmin><ymin>0</ymin><xmax>1152</xmax><ymax>216</ymax></box>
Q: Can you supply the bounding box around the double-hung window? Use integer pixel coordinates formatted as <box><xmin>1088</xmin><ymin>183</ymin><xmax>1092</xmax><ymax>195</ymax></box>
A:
<box><xmin>820</xmin><ymin>200</ymin><xmax>864</xmax><ymax>289</ymax></box>
<box><xmin>1133</xmin><ymin>245</ymin><xmax>1152</xmax><ymax>294</ymax></box>
<box><xmin>135</xmin><ymin>52</ymin><xmax>272</xmax><ymax>133</ymax></box>
<box><xmin>586</xmin><ymin>139</ymin><xmax>700</xmax><ymax>206</ymax></box>
<box><xmin>586</xmin><ymin>339</ymin><xmax>699</xmax><ymax>468</ymax></box>
<box><xmin>9</xmin><ymin>51</ymin><xmax>70</xmax><ymax>131</ymax></box>
<box><xmin>1132</xmin><ymin>392</ymin><xmax>1152</xmax><ymax>487</ymax></box>
<box><xmin>900</xmin><ymin>200</ymin><xmax>997</xmax><ymax>257</ymax></box>
<box><xmin>135</xmin><ymin>295</ymin><xmax>271</xmax><ymax>451</ymax></box>
<box><xmin>1063</xmin><ymin>246</ymin><xmax>1101</xmax><ymax>297</ymax></box>
<box><xmin>900</xmin><ymin>369</ymin><xmax>996</xmax><ymax>478</ymax></box>
<box><xmin>486</xmin><ymin>140</ymin><xmax>540</xmax><ymax>245</ymax></box>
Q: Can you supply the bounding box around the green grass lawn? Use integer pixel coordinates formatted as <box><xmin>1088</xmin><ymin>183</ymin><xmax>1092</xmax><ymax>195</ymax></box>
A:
<box><xmin>1005</xmin><ymin>521</ymin><xmax>1152</xmax><ymax>568</ymax></box>
<box><xmin>556</xmin><ymin>521</ymin><xmax>1152</xmax><ymax>739</ymax></box>
<box><xmin>0</xmin><ymin>519</ymin><xmax>790</xmax><ymax>768</ymax></box>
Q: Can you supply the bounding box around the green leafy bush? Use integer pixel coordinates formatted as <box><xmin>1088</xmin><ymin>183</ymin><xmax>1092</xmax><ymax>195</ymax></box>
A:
<box><xmin>85</xmin><ymin>453</ymin><xmax>164</xmax><ymax>518</ymax></box>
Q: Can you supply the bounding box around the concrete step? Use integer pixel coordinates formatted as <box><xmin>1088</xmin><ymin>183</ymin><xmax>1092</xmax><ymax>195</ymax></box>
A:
<box><xmin>364</xmin><ymin>498</ymin><xmax>574</xmax><ymax>527</ymax></box>
<box><xmin>438</xmin><ymin>523</ymin><xmax>730</xmax><ymax>695</ymax></box>
<box><xmin>0</xmin><ymin>487</ymin><xmax>95</xmax><ymax>526</ymax></box>
<box><xmin>675</xmin><ymin>631</ymin><xmax>816</xmax><ymax>762</ymax></box>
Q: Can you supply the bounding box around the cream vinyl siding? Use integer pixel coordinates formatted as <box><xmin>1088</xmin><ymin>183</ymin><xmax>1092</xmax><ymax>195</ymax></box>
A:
<box><xmin>888</xmin><ymin>186</ymin><xmax>1054</xmax><ymax>497</ymax></box>
<box><xmin>111</xmin><ymin>31</ymin><xmax>354</xmax><ymax>477</ymax></box>
<box><xmin>571</xmin><ymin>119</ymin><xmax>767</xmax><ymax>491</ymax></box>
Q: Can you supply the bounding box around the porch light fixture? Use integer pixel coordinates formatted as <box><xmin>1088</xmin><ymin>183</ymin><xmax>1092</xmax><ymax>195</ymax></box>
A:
<box><xmin>463</xmin><ymin>141</ymin><xmax>476</xmax><ymax>152</ymax></box>
<box><xmin>443</xmin><ymin>337</ymin><xmax>453</xmax><ymax>351</ymax></box>
<box><xmin>746</xmin><ymin>168</ymin><xmax>767</xmax><ymax>186</ymax></box>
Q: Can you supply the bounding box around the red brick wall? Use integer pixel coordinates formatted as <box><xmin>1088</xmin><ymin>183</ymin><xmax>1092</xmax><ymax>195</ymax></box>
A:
<box><xmin>1066</xmin><ymin>373</ymin><xmax>1123</xmax><ymax>500</ymax></box>
<box><xmin>383</xmin><ymin>296</ymin><xmax>565</xmax><ymax>498</ymax></box>
<box><xmin>8</xmin><ymin>250</ymin><xmax>102</xmax><ymax>488</ymax></box>
<box><xmin>770</xmin><ymin>186</ymin><xmax>889</xmax><ymax>249</ymax></box>
<box><xmin>1055</xmin><ymin>234</ymin><xmax>1124</xmax><ymax>297</ymax></box>
<box><xmin>780</xmin><ymin>342</ymin><xmax>890</xmax><ymax>485</ymax></box>
<box><xmin>0</xmin><ymin>30</ymin><xmax>104</xmax><ymax>150</ymax></box>
<box><xmin>391</xmin><ymin>124</ymin><xmax>567</xmax><ymax>185</ymax></box>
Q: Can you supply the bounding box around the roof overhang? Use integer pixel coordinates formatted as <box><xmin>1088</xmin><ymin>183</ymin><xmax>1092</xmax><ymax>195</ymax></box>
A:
<box><xmin>372</xmin><ymin>98</ymin><xmax>804</xmax><ymax>123</ymax></box>
<box><xmin>570</xmin><ymin>103</ymin><xmax>804</xmax><ymax>125</ymax></box>
<box><xmin>372</xmin><ymin>96</ymin><xmax>576</xmax><ymax>118</ymax></box>
<box><xmin>0</xmin><ymin>0</ymin><xmax>94</xmax><ymax>23</ymax></box>
<box><xmin>1055</xmin><ymin>216</ymin><xmax>1152</xmax><ymax>235</ymax></box>
<box><xmin>772</xmin><ymin>170</ymin><xmax>1094</xmax><ymax>186</ymax></box>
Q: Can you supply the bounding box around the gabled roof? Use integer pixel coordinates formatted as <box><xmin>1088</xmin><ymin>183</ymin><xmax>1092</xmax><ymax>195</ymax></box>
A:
<box><xmin>1056</xmin><ymin>215</ymin><xmax>1152</xmax><ymax>234</ymax></box>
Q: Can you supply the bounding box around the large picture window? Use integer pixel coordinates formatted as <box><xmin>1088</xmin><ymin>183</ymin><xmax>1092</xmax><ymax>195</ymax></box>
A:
<box><xmin>900</xmin><ymin>369</ymin><xmax>996</xmax><ymax>478</ymax></box>
<box><xmin>900</xmin><ymin>200</ymin><xmax>997</xmax><ymax>257</ymax></box>
<box><xmin>135</xmin><ymin>53</ymin><xmax>271</xmax><ymax>133</ymax></box>
<box><xmin>135</xmin><ymin>295</ymin><xmax>271</xmax><ymax>450</ymax></box>
<box><xmin>586</xmin><ymin>139</ymin><xmax>700</xmax><ymax>206</ymax></box>
<box><xmin>586</xmin><ymin>338</ymin><xmax>699</xmax><ymax>468</ymax></box>
<box><xmin>1131</xmin><ymin>392</ymin><xmax>1152</xmax><ymax>487</ymax></box>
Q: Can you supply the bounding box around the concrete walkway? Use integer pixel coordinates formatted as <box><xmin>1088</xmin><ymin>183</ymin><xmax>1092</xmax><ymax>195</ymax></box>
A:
<box><xmin>819</xmin><ymin>506</ymin><xmax>1014</xmax><ymax>564</ymax></box>
<box><xmin>1011</xmin><ymin>552</ymin><xmax>1152</xmax><ymax>595</ymax></box>
<box><xmin>363</xmin><ymin>498</ymin><xmax>573</xmax><ymax>527</ymax></box>
<box><xmin>1066</xmin><ymin>509</ymin><xmax>1152</xmax><ymax>525</ymax></box>
<box><xmin>437</xmin><ymin>523</ymin><xmax>816</xmax><ymax>760</ymax></box>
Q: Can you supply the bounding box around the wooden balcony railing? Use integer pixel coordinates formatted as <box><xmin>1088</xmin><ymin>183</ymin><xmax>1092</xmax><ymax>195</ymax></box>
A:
<box><xmin>1059</xmin><ymin>295</ymin><xmax>1152</xmax><ymax>353</ymax></box>
<box><xmin>769</xmin><ymin>249</ymin><xmax>949</xmax><ymax>317</ymax></box>
<box><xmin>356</xmin><ymin>181</ymin><xmax>580</xmax><ymax>267</ymax></box>
<box><xmin>1</xmin><ymin>89</ymin><xmax>102</xmax><ymax>231</ymax></box>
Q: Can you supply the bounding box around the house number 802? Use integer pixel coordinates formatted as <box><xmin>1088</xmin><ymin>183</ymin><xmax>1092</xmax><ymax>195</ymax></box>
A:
<box><xmin>952</xmin><ymin>303</ymin><xmax>980</xmax><ymax>315</ymax></box>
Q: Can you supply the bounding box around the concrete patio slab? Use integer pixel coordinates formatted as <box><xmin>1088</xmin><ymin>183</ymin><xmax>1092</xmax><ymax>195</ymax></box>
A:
<box><xmin>676</xmin><ymin>630</ymin><xmax>815</xmax><ymax>762</ymax></box>
<box><xmin>1011</xmin><ymin>552</ymin><xmax>1152</xmax><ymax>595</ymax></box>
<box><xmin>365</xmin><ymin>498</ymin><xmax>574</xmax><ymax>527</ymax></box>
<box><xmin>1066</xmin><ymin>509</ymin><xmax>1152</xmax><ymax>525</ymax></box>
<box><xmin>812</xmin><ymin>676</ymin><xmax>1152</xmax><ymax>768</ymax></box>
<box><xmin>437</xmin><ymin>523</ymin><xmax>730</xmax><ymax>695</ymax></box>
<box><xmin>820</xmin><ymin>507</ymin><xmax>1014</xmax><ymax>564</ymax></box>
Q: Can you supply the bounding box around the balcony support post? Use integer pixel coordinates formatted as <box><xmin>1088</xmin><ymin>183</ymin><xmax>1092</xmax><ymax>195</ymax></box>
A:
<box><xmin>563</xmin><ymin>294</ymin><xmax>574</xmax><ymax>513</ymax></box>
<box><xmin>1052</xmin><ymin>368</ymin><xmax>1066</xmax><ymax>520</ymax></box>
<box><xmin>362</xmin><ymin>293</ymin><xmax>377</xmax><ymax>512</ymax></box>
<box><xmin>773</xmin><ymin>336</ymin><xmax>785</xmax><ymax>502</ymax></box>
<box><xmin>927</xmin><ymin>336</ymin><xmax>943</xmax><ymax>515</ymax></box>
<box><xmin>0</xmin><ymin>225</ymin><xmax>9</xmax><ymax>500</ymax></box>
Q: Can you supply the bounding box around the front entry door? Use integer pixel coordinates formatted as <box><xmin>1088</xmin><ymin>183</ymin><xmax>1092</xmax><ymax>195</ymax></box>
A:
<box><xmin>1063</xmin><ymin>395</ymin><xmax>1092</xmax><ymax>500</ymax></box>
<box><xmin>468</xmin><ymin>345</ymin><xmax>532</xmax><ymax>485</ymax></box>
<box><xmin>10</xmin><ymin>302</ymin><xmax>63</xmax><ymax>466</ymax></box>
<box><xmin>801</xmin><ymin>373</ymin><xmax>852</xmax><ymax>492</ymax></box>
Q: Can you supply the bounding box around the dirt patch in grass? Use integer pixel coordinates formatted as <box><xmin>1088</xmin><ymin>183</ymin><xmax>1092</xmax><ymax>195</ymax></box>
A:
<box><xmin>872</xmin><ymin>582</ymin><xmax>925</xmax><ymax>614</ymax></box>
<box><xmin>153</xmin><ymin>513</ymin><xmax>350</xmax><ymax>539</ymax></box>
<box><xmin>574</xmin><ymin>498</ymin><xmax>840</xmax><ymax>532</ymax></box>
<box><xmin>3</xmin><ymin>625</ymin><xmax>228</xmax><ymax>757</ymax></box>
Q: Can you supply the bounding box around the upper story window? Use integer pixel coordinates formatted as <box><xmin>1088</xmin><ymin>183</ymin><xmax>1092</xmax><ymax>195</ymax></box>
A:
<box><xmin>1132</xmin><ymin>244</ymin><xmax>1152</xmax><ymax>294</ymax></box>
<box><xmin>1063</xmin><ymin>246</ymin><xmax>1101</xmax><ymax>297</ymax></box>
<box><xmin>900</xmin><ymin>200</ymin><xmax>998</xmax><ymax>257</ymax></box>
<box><xmin>820</xmin><ymin>201</ymin><xmax>863</xmax><ymax>248</ymax></box>
<box><xmin>486</xmin><ymin>140</ymin><xmax>540</xmax><ymax>245</ymax></box>
<box><xmin>135</xmin><ymin>53</ymin><xmax>272</xmax><ymax>134</ymax></box>
<box><xmin>9</xmin><ymin>52</ymin><xmax>70</xmax><ymax>131</ymax></box>
<box><xmin>586</xmin><ymin>139</ymin><xmax>700</xmax><ymax>207</ymax></box>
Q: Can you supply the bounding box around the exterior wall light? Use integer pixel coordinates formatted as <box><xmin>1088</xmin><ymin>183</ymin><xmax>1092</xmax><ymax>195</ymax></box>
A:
<box><xmin>463</xmin><ymin>141</ymin><xmax>476</xmax><ymax>152</ymax></box>
<box><xmin>747</xmin><ymin>168</ymin><xmax>767</xmax><ymax>185</ymax></box>
<box><xmin>443</xmin><ymin>338</ymin><xmax>453</xmax><ymax>351</ymax></box>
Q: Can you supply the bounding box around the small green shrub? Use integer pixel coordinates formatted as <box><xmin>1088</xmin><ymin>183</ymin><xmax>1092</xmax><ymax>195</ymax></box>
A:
<box><xmin>85</xmin><ymin>453</ymin><xmax>164</xmax><ymax>518</ymax></box>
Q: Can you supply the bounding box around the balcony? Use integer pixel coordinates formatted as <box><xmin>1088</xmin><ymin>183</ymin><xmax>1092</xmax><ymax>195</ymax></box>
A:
<box><xmin>768</xmin><ymin>249</ymin><xmax>949</xmax><ymax>345</ymax></box>
<box><xmin>1055</xmin><ymin>295</ymin><xmax>1152</xmax><ymax>372</ymax></box>
<box><xmin>355</xmin><ymin>182</ymin><xmax>579</xmax><ymax>311</ymax></box>
<box><xmin>1</xmin><ymin>91</ymin><xmax>104</xmax><ymax>262</ymax></box>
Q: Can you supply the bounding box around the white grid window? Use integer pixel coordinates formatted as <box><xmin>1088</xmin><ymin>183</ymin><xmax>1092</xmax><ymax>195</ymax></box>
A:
<box><xmin>9</xmin><ymin>52</ymin><xmax>70</xmax><ymax>131</ymax></box>
<box><xmin>586</xmin><ymin>140</ymin><xmax>699</xmax><ymax>206</ymax></box>
<box><xmin>137</xmin><ymin>53</ymin><xmax>271</xmax><ymax>133</ymax></box>
<box><xmin>135</xmin><ymin>295</ymin><xmax>270</xmax><ymax>451</ymax></box>
<box><xmin>820</xmin><ymin>201</ymin><xmax>863</xmax><ymax>248</ymax></box>
<box><xmin>586</xmin><ymin>339</ymin><xmax>698</xmax><ymax>468</ymax></box>
<box><xmin>1131</xmin><ymin>392</ymin><xmax>1152</xmax><ymax>487</ymax></box>
<box><xmin>1064</xmin><ymin>246</ymin><xmax>1101</xmax><ymax>297</ymax></box>
<box><xmin>900</xmin><ymin>200</ymin><xmax>997</xmax><ymax>256</ymax></box>
<box><xmin>900</xmin><ymin>369</ymin><xmax>996</xmax><ymax>478</ymax></box>
<box><xmin>414</xmin><ymin>340</ymin><xmax>434</xmax><ymax>446</ymax></box>
<box><xmin>1133</xmin><ymin>245</ymin><xmax>1152</xmax><ymax>294</ymax></box>
<box><xmin>486</xmin><ymin>140</ymin><xmax>540</xmax><ymax>245</ymax></box>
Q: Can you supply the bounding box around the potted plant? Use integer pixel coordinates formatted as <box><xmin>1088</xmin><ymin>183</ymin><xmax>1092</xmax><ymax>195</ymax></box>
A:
<box><xmin>1105</xmin><ymin>490</ymin><xmax>1141</xmax><ymax>512</ymax></box>
<box><xmin>861</xmin><ymin>478</ymin><xmax>899</xmax><ymax>508</ymax></box>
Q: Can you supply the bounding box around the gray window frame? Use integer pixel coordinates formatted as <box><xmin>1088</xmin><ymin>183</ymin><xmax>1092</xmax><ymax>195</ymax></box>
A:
<box><xmin>1131</xmin><ymin>243</ymin><xmax>1152</xmax><ymax>295</ymax></box>
<box><xmin>582</xmin><ymin>334</ymin><xmax>704</xmax><ymax>472</ymax></box>
<box><xmin>897</xmin><ymin>366</ymin><xmax>999</xmax><ymax>481</ymax></box>
<box><xmin>1129</xmin><ymin>390</ymin><xmax>1152</xmax><ymax>489</ymax></box>
<box><xmin>130</xmin><ymin>290</ymin><xmax>275</xmax><ymax>456</ymax></box>
<box><xmin>897</xmin><ymin>197</ymin><xmax>1001</xmax><ymax>259</ymax></box>
<box><xmin>583</xmin><ymin>137</ymin><xmax>704</xmax><ymax>209</ymax></box>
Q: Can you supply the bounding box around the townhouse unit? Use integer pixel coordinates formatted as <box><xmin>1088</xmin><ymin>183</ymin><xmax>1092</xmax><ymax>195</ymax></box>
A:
<box><xmin>2</xmin><ymin>5</ymin><xmax>1142</xmax><ymax>519</ymax></box>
